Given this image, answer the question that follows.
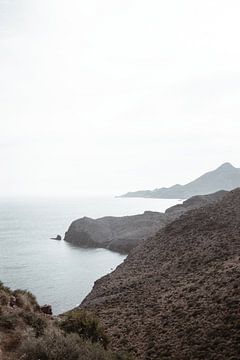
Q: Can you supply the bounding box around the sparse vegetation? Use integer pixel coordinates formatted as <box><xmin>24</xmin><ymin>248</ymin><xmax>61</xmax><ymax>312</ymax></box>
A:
<box><xmin>13</xmin><ymin>289</ymin><xmax>40</xmax><ymax>311</ymax></box>
<box><xmin>3</xmin><ymin>330</ymin><xmax>22</xmax><ymax>351</ymax></box>
<box><xmin>20</xmin><ymin>310</ymin><xmax>47</xmax><ymax>337</ymax></box>
<box><xmin>20</xmin><ymin>329</ymin><xmax>133</xmax><ymax>360</ymax></box>
<box><xmin>81</xmin><ymin>188</ymin><xmax>240</xmax><ymax>359</ymax></box>
<box><xmin>0</xmin><ymin>281</ymin><xmax>133</xmax><ymax>360</ymax></box>
<box><xmin>20</xmin><ymin>330</ymin><xmax>85</xmax><ymax>360</ymax></box>
<box><xmin>0</xmin><ymin>313</ymin><xmax>18</xmax><ymax>329</ymax></box>
<box><xmin>59</xmin><ymin>310</ymin><xmax>109</xmax><ymax>349</ymax></box>
<box><xmin>0</xmin><ymin>281</ymin><xmax>11</xmax><ymax>293</ymax></box>
<box><xmin>0</xmin><ymin>290</ymin><xmax>9</xmax><ymax>305</ymax></box>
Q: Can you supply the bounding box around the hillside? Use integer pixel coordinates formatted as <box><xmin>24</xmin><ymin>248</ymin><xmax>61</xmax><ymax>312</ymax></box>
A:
<box><xmin>0</xmin><ymin>282</ymin><xmax>132</xmax><ymax>360</ymax></box>
<box><xmin>81</xmin><ymin>188</ymin><xmax>240</xmax><ymax>359</ymax></box>
<box><xmin>64</xmin><ymin>191</ymin><xmax>227</xmax><ymax>253</ymax></box>
<box><xmin>120</xmin><ymin>162</ymin><xmax>240</xmax><ymax>199</ymax></box>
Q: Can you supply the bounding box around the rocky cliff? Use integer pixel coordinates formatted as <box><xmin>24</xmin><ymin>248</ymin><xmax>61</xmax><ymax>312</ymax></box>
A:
<box><xmin>120</xmin><ymin>162</ymin><xmax>240</xmax><ymax>199</ymax></box>
<box><xmin>64</xmin><ymin>211</ymin><xmax>168</xmax><ymax>254</ymax></box>
<box><xmin>81</xmin><ymin>188</ymin><xmax>240</xmax><ymax>359</ymax></box>
<box><xmin>64</xmin><ymin>191</ymin><xmax>227</xmax><ymax>253</ymax></box>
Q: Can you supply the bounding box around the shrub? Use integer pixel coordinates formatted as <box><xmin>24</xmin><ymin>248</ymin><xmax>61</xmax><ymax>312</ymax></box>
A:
<box><xmin>0</xmin><ymin>313</ymin><xmax>18</xmax><ymax>329</ymax></box>
<box><xmin>112</xmin><ymin>352</ymin><xmax>135</xmax><ymax>360</ymax></box>
<box><xmin>3</xmin><ymin>331</ymin><xmax>22</xmax><ymax>351</ymax></box>
<box><xmin>20</xmin><ymin>329</ymin><xmax>114</xmax><ymax>360</ymax></box>
<box><xmin>20</xmin><ymin>311</ymin><xmax>47</xmax><ymax>337</ymax></box>
<box><xmin>0</xmin><ymin>281</ymin><xmax>11</xmax><ymax>295</ymax></box>
<box><xmin>13</xmin><ymin>289</ymin><xmax>39</xmax><ymax>311</ymax></box>
<box><xmin>20</xmin><ymin>329</ymin><xmax>81</xmax><ymax>360</ymax></box>
<box><xmin>59</xmin><ymin>310</ymin><xmax>109</xmax><ymax>349</ymax></box>
<box><xmin>0</xmin><ymin>290</ymin><xmax>9</xmax><ymax>306</ymax></box>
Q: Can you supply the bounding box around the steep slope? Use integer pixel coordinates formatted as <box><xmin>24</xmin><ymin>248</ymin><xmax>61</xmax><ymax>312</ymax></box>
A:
<box><xmin>81</xmin><ymin>188</ymin><xmax>240</xmax><ymax>359</ymax></box>
<box><xmin>64</xmin><ymin>191</ymin><xmax>227</xmax><ymax>253</ymax></box>
<box><xmin>165</xmin><ymin>190</ymin><xmax>227</xmax><ymax>217</ymax></box>
<box><xmin>120</xmin><ymin>162</ymin><xmax>240</xmax><ymax>199</ymax></box>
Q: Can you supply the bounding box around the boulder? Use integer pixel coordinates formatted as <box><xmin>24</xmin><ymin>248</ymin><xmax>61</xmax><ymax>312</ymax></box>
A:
<box><xmin>40</xmin><ymin>304</ymin><xmax>52</xmax><ymax>315</ymax></box>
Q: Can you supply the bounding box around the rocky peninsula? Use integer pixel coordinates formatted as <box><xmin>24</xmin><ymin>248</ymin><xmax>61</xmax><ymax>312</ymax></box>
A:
<box><xmin>64</xmin><ymin>190</ymin><xmax>227</xmax><ymax>253</ymax></box>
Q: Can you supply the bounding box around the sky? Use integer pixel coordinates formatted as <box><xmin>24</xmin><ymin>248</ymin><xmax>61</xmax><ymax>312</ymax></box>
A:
<box><xmin>0</xmin><ymin>0</ymin><xmax>240</xmax><ymax>197</ymax></box>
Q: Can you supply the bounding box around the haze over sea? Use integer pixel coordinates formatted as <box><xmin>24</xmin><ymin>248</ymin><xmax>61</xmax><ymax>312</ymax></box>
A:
<box><xmin>0</xmin><ymin>197</ymin><xmax>178</xmax><ymax>314</ymax></box>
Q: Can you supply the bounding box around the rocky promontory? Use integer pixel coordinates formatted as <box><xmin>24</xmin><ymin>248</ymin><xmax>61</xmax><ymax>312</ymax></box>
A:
<box><xmin>64</xmin><ymin>190</ymin><xmax>227</xmax><ymax>253</ymax></box>
<box><xmin>64</xmin><ymin>211</ymin><xmax>168</xmax><ymax>254</ymax></box>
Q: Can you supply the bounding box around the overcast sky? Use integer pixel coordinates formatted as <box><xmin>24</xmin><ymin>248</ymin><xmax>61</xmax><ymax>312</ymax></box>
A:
<box><xmin>0</xmin><ymin>0</ymin><xmax>240</xmax><ymax>197</ymax></box>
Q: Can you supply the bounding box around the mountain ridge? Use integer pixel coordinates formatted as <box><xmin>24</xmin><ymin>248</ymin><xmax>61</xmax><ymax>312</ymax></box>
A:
<box><xmin>120</xmin><ymin>162</ymin><xmax>240</xmax><ymax>199</ymax></box>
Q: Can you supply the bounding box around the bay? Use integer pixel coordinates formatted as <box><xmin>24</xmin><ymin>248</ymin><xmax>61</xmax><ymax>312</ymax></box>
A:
<box><xmin>0</xmin><ymin>197</ymin><xmax>179</xmax><ymax>314</ymax></box>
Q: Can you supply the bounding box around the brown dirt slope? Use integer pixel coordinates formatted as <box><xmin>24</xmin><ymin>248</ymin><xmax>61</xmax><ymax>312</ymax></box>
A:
<box><xmin>81</xmin><ymin>188</ymin><xmax>240</xmax><ymax>360</ymax></box>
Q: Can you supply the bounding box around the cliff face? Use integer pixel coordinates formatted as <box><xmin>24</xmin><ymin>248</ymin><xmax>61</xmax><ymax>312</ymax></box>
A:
<box><xmin>81</xmin><ymin>188</ymin><xmax>240</xmax><ymax>359</ymax></box>
<box><xmin>120</xmin><ymin>162</ymin><xmax>240</xmax><ymax>199</ymax></box>
<box><xmin>64</xmin><ymin>191</ymin><xmax>227</xmax><ymax>253</ymax></box>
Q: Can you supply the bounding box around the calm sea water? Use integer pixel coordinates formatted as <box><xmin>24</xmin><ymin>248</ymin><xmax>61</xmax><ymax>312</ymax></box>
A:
<box><xmin>0</xmin><ymin>197</ymin><xmax>179</xmax><ymax>314</ymax></box>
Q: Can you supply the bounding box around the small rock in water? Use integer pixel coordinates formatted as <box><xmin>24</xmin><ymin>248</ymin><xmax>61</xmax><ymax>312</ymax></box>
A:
<box><xmin>51</xmin><ymin>235</ymin><xmax>62</xmax><ymax>241</ymax></box>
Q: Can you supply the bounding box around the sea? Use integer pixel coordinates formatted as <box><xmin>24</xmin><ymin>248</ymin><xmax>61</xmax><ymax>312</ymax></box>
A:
<box><xmin>0</xmin><ymin>196</ymin><xmax>179</xmax><ymax>314</ymax></box>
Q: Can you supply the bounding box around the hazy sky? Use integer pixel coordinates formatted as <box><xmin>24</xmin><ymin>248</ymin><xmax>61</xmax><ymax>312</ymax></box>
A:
<box><xmin>0</xmin><ymin>0</ymin><xmax>240</xmax><ymax>197</ymax></box>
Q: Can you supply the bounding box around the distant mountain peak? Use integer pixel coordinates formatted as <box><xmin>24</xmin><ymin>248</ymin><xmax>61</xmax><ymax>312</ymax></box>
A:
<box><xmin>217</xmin><ymin>162</ymin><xmax>236</xmax><ymax>170</ymax></box>
<box><xmin>120</xmin><ymin>162</ymin><xmax>240</xmax><ymax>199</ymax></box>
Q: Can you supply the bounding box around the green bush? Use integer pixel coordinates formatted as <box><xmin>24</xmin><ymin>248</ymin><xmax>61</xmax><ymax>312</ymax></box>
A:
<box><xmin>13</xmin><ymin>289</ymin><xmax>39</xmax><ymax>311</ymax></box>
<box><xmin>20</xmin><ymin>329</ymin><xmax>81</xmax><ymax>360</ymax></box>
<box><xmin>0</xmin><ymin>281</ymin><xmax>11</xmax><ymax>295</ymax></box>
<box><xmin>20</xmin><ymin>329</ymin><xmax>116</xmax><ymax>360</ymax></box>
<box><xmin>59</xmin><ymin>310</ymin><xmax>109</xmax><ymax>349</ymax></box>
<box><xmin>20</xmin><ymin>311</ymin><xmax>47</xmax><ymax>337</ymax></box>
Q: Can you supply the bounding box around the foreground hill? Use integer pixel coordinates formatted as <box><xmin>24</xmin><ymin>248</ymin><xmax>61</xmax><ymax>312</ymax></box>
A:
<box><xmin>0</xmin><ymin>282</ymin><xmax>132</xmax><ymax>360</ymax></box>
<box><xmin>64</xmin><ymin>191</ymin><xmax>227</xmax><ymax>253</ymax></box>
<box><xmin>81</xmin><ymin>188</ymin><xmax>240</xmax><ymax>359</ymax></box>
<box><xmin>120</xmin><ymin>162</ymin><xmax>240</xmax><ymax>199</ymax></box>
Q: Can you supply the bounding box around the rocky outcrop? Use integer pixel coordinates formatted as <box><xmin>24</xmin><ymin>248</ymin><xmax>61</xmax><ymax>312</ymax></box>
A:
<box><xmin>64</xmin><ymin>190</ymin><xmax>227</xmax><ymax>253</ymax></box>
<box><xmin>50</xmin><ymin>235</ymin><xmax>62</xmax><ymax>241</ymax></box>
<box><xmin>120</xmin><ymin>162</ymin><xmax>240</xmax><ymax>199</ymax></box>
<box><xmin>40</xmin><ymin>304</ymin><xmax>53</xmax><ymax>315</ymax></box>
<box><xmin>80</xmin><ymin>188</ymin><xmax>240</xmax><ymax>359</ymax></box>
